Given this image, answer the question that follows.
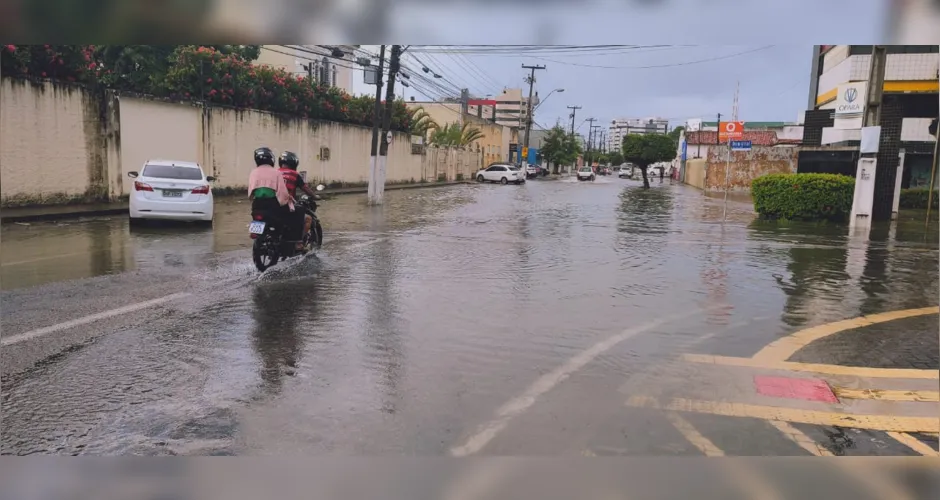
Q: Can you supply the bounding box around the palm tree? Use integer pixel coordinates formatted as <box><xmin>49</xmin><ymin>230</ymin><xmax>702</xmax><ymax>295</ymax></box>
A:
<box><xmin>408</xmin><ymin>107</ymin><xmax>439</xmax><ymax>138</ymax></box>
<box><xmin>429</xmin><ymin>121</ymin><xmax>484</xmax><ymax>147</ymax></box>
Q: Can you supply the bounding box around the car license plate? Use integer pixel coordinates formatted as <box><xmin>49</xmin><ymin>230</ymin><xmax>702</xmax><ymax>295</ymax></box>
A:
<box><xmin>163</xmin><ymin>190</ymin><xmax>183</xmax><ymax>198</ymax></box>
<box><xmin>249</xmin><ymin>221</ymin><xmax>266</xmax><ymax>234</ymax></box>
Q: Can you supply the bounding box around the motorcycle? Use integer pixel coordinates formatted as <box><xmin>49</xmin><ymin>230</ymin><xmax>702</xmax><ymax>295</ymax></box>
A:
<box><xmin>249</xmin><ymin>184</ymin><xmax>325</xmax><ymax>272</ymax></box>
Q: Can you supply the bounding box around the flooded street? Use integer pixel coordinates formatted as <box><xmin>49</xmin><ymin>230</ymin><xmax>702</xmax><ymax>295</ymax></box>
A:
<box><xmin>2</xmin><ymin>178</ymin><xmax>937</xmax><ymax>457</ymax></box>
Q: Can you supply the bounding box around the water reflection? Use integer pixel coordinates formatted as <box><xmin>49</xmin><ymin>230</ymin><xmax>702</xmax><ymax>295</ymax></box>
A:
<box><xmin>361</xmin><ymin>234</ymin><xmax>404</xmax><ymax>415</ymax></box>
<box><xmin>250</xmin><ymin>280</ymin><xmax>311</xmax><ymax>394</ymax></box>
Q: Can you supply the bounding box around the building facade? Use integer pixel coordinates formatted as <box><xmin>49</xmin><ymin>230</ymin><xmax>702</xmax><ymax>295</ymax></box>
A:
<box><xmin>607</xmin><ymin>117</ymin><xmax>669</xmax><ymax>151</ymax></box>
<box><xmin>491</xmin><ymin>88</ymin><xmax>531</xmax><ymax>129</ymax></box>
<box><xmin>255</xmin><ymin>45</ymin><xmax>359</xmax><ymax>95</ymax></box>
<box><xmin>802</xmin><ymin>45</ymin><xmax>938</xmax><ymax>219</ymax></box>
<box><xmin>404</xmin><ymin>101</ymin><xmax>509</xmax><ymax>168</ymax></box>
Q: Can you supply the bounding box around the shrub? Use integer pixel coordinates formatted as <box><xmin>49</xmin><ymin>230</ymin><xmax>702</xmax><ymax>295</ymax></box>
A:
<box><xmin>751</xmin><ymin>173</ymin><xmax>855</xmax><ymax>221</ymax></box>
<box><xmin>2</xmin><ymin>45</ymin><xmax>412</xmax><ymax>132</ymax></box>
<box><xmin>1</xmin><ymin>44</ymin><xmax>98</xmax><ymax>83</ymax></box>
<box><xmin>898</xmin><ymin>188</ymin><xmax>939</xmax><ymax>209</ymax></box>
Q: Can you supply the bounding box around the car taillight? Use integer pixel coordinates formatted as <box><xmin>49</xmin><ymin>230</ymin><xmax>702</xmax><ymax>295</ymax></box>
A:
<box><xmin>253</xmin><ymin>214</ymin><xmax>264</xmax><ymax>220</ymax></box>
<box><xmin>192</xmin><ymin>185</ymin><xmax>210</xmax><ymax>194</ymax></box>
<box><xmin>134</xmin><ymin>181</ymin><xmax>153</xmax><ymax>192</ymax></box>
<box><xmin>250</xmin><ymin>234</ymin><xmax>258</xmax><ymax>239</ymax></box>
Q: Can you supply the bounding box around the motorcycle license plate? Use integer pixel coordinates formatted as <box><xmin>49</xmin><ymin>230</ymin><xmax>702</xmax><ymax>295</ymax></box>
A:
<box><xmin>248</xmin><ymin>221</ymin><xmax>266</xmax><ymax>234</ymax></box>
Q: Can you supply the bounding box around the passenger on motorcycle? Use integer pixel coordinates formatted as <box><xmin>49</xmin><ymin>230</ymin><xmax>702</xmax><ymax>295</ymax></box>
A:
<box><xmin>277</xmin><ymin>151</ymin><xmax>316</xmax><ymax>251</ymax></box>
<box><xmin>248</xmin><ymin>147</ymin><xmax>290</xmax><ymax>215</ymax></box>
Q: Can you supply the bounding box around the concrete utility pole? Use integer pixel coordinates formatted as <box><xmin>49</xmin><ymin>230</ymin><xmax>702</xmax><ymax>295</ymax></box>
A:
<box><xmin>567</xmin><ymin>105</ymin><xmax>581</xmax><ymax>135</ymax></box>
<box><xmin>374</xmin><ymin>44</ymin><xmax>402</xmax><ymax>206</ymax></box>
<box><xmin>368</xmin><ymin>45</ymin><xmax>386</xmax><ymax>205</ymax></box>
<box><xmin>521</xmin><ymin>64</ymin><xmax>546</xmax><ymax>163</ymax></box>
<box><xmin>585</xmin><ymin>117</ymin><xmax>596</xmax><ymax>154</ymax></box>
<box><xmin>850</xmin><ymin>45</ymin><xmax>887</xmax><ymax>230</ymax></box>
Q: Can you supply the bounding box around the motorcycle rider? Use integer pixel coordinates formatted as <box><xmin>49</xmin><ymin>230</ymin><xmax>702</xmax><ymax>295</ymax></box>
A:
<box><xmin>248</xmin><ymin>147</ymin><xmax>290</xmax><ymax>221</ymax></box>
<box><xmin>277</xmin><ymin>151</ymin><xmax>315</xmax><ymax>251</ymax></box>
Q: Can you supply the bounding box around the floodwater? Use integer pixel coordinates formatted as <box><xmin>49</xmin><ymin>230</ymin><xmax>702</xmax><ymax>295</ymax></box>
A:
<box><xmin>1</xmin><ymin>177</ymin><xmax>937</xmax><ymax>457</ymax></box>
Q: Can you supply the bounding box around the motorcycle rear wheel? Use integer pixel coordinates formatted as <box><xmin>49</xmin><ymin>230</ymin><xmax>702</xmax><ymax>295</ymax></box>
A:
<box><xmin>253</xmin><ymin>236</ymin><xmax>279</xmax><ymax>271</ymax></box>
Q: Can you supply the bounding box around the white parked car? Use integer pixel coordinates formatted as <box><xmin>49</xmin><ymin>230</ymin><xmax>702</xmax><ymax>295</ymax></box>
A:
<box><xmin>128</xmin><ymin>160</ymin><xmax>215</xmax><ymax>225</ymax></box>
<box><xmin>576</xmin><ymin>166</ymin><xmax>595</xmax><ymax>182</ymax></box>
<box><xmin>476</xmin><ymin>163</ymin><xmax>525</xmax><ymax>185</ymax></box>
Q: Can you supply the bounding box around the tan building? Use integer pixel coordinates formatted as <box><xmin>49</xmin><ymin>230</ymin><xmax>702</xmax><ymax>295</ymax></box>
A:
<box><xmin>406</xmin><ymin>101</ymin><xmax>510</xmax><ymax>168</ymax></box>
<box><xmin>255</xmin><ymin>45</ymin><xmax>359</xmax><ymax>95</ymax></box>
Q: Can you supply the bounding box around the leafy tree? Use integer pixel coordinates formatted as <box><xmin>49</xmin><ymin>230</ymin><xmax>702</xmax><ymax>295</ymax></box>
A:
<box><xmin>429</xmin><ymin>122</ymin><xmax>484</xmax><ymax>146</ymax></box>
<box><xmin>407</xmin><ymin>107</ymin><xmax>439</xmax><ymax>138</ymax></box>
<box><xmin>608</xmin><ymin>151</ymin><xmax>624</xmax><ymax>166</ymax></box>
<box><xmin>667</xmin><ymin>125</ymin><xmax>685</xmax><ymax>143</ymax></box>
<box><xmin>540</xmin><ymin>125</ymin><xmax>583</xmax><ymax>174</ymax></box>
<box><xmin>622</xmin><ymin>134</ymin><xmax>676</xmax><ymax>189</ymax></box>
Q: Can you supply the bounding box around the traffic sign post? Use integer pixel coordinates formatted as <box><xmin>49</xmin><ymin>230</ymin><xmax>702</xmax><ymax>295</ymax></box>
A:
<box><xmin>719</xmin><ymin>123</ymin><xmax>745</xmax><ymax>219</ymax></box>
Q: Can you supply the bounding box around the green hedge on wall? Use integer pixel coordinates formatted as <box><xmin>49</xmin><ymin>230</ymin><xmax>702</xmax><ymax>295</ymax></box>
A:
<box><xmin>751</xmin><ymin>173</ymin><xmax>855</xmax><ymax>221</ymax></box>
<box><xmin>898</xmin><ymin>188</ymin><xmax>939</xmax><ymax>209</ymax></box>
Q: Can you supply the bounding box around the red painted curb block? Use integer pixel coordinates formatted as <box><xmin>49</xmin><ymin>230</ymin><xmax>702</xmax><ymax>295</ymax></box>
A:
<box><xmin>754</xmin><ymin>375</ymin><xmax>839</xmax><ymax>403</ymax></box>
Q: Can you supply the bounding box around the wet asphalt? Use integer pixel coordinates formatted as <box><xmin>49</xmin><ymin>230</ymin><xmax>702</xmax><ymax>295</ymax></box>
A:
<box><xmin>1</xmin><ymin>177</ymin><xmax>937</xmax><ymax>456</ymax></box>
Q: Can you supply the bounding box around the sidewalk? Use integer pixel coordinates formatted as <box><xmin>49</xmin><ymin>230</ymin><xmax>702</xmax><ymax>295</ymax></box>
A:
<box><xmin>0</xmin><ymin>181</ymin><xmax>471</xmax><ymax>223</ymax></box>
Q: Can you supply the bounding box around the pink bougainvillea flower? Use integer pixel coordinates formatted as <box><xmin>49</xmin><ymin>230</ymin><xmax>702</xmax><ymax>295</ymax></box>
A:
<box><xmin>206</xmin><ymin>78</ymin><xmax>213</xmax><ymax>83</ymax></box>
<box><xmin>6</xmin><ymin>44</ymin><xmax>15</xmax><ymax>52</ymax></box>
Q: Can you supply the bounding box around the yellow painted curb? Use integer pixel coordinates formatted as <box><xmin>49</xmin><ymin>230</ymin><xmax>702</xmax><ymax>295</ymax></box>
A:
<box><xmin>682</xmin><ymin>353</ymin><xmax>940</xmax><ymax>379</ymax></box>
<box><xmin>833</xmin><ymin>387</ymin><xmax>940</xmax><ymax>402</ymax></box>
<box><xmin>626</xmin><ymin>396</ymin><xmax>940</xmax><ymax>433</ymax></box>
<box><xmin>752</xmin><ymin>307</ymin><xmax>939</xmax><ymax>362</ymax></box>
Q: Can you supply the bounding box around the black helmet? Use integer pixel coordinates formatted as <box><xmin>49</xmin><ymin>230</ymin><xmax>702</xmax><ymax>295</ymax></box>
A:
<box><xmin>278</xmin><ymin>151</ymin><xmax>299</xmax><ymax>170</ymax></box>
<box><xmin>254</xmin><ymin>147</ymin><xmax>275</xmax><ymax>166</ymax></box>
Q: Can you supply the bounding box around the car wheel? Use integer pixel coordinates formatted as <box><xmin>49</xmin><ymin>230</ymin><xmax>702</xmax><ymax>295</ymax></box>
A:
<box><xmin>129</xmin><ymin>216</ymin><xmax>145</xmax><ymax>227</ymax></box>
<box><xmin>477</xmin><ymin>174</ymin><xmax>485</xmax><ymax>183</ymax></box>
<box><xmin>591</xmin><ymin>176</ymin><xmax>595</xmax><ymax>181</ymax></box>
<box><xmin>501</xmin><ymin>177</ymin><xmax>508</xmax><ymax>185</ymax></box>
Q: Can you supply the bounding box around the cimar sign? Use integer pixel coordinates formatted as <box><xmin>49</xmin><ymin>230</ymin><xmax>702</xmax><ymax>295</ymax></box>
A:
<box><xmin>834</xmin><ymin>82</ymin><xmax>867</xmax><ymax>117</ymax></box>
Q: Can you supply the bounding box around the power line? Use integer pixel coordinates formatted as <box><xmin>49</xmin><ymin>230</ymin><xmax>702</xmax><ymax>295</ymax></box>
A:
<box><xmin>272</xmin><ymin>45</ymin><xmax>362</xmax><ymax>71</ymax></box>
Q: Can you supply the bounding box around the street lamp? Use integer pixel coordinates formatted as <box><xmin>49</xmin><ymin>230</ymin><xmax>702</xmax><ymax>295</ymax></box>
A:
<box><xmin>534</xmin><ymin>88</ymin><xmax>565</xmax><ymax>112</ymax></box>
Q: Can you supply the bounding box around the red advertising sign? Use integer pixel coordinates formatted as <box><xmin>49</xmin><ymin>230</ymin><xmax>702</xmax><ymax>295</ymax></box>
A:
<box><xmin>467</xmin><ymin>99</ymin><xmax>497</xmax><ymax>106</ymax></box>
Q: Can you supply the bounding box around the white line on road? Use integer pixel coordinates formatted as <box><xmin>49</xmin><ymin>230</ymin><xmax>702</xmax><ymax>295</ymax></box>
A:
<box><xmin>1</xmin><ymin>292</ymin><xmax>192</xmax><ymax>346</ymax></box>
<box><xmin>449</xmin><ymin>308</ymin><xmax>705</xmax><ymax>457</ymax></box>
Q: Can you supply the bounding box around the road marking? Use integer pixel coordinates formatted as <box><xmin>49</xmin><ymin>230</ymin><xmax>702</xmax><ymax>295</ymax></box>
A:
<box><xmin>766</xmin><ymin>420</ymin><xmax>833</xmax><ymax>456</ymax></box>
<box><xmin>625</xmin><ymin>396</ymin><xmax>940</xmax><ymax>433</ymax></box>
<box><xmin>770</xmin><ymin>421</ymin><xmax>917</xmax><ymax>497</ymax></box>
<box><xmin>450</xmin><ymin>309</ymin><xmax>705</xmax><ymax>457</ymax></box>
<box><xmin>1</xmin><ymin>292</ymin><xmax>191</xmax><ymax>346</ymax></box>
<box><xmin>752</xmin><ymin>307</ymin><xmax>939</xmax><ymax>362</ymax></box>
<box><xmin>833</xmin><ymin>387</ymin><xmax>940</xmax><ymax>402</ymax></box>
<box><xmin>682</xmin><ymin>353</ymin><xmax>939</xmax><ymax>379</ymax></box>
<box><xmin>887</xmin><ymin>431</ymin><xmax>940</xmax><ymax>456</ymax></box>
<box><xmin>665</xmin><ymin>412</ymin><xmax>724</xmax><ymax>456</ymax></box>
<box><xmin>1</xmin><ymin>251</ymin><xmax>91</xmax><ymax>267</ymax></box>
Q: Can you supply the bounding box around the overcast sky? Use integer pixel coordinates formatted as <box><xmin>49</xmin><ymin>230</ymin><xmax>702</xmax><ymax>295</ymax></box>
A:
<box><xmin>353</xmin><ymin>45</ymin><xmax>820</xmax><ymax>133</ymax></box>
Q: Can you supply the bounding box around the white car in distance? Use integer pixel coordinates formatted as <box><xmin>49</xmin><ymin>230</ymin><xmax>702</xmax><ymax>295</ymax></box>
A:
<box><xmin>128</xmin><ymin>160</ymin><xmax>215</xmax><ymax>225</ymax></box>
<box><xmin>475</xmin><ymin>163</ymin><xmax>525</xmax><ymax>185</ymax></box>
<box><xmin>576</xmin><ymin>166</ymin><xmax>595</xmax><ymax>182</ymax></box>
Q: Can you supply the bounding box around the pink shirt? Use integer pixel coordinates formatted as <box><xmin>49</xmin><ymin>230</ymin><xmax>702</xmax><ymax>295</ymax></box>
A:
<box><xmin>248</xmin><ymin>165</ymin><xmax>292</xmax><ymax>208</ymax></box>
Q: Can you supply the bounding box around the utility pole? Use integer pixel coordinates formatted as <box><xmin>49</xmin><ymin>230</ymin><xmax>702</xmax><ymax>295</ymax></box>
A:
<box><xmin>716</xmin><ymin>112</ymin><xmax>721</xmax><ymax>145</ymax></box>
<box><xmin>567</xmin><ymin>105</ymin><xmax>581</xmax><ymax>135</ymax></box>
<box><xmin>368</xmin><ymin>45</ymin><xmax>386</xmax><ymax>205</ymax></box>
<box><xmin>590</xmin><ymin>124</ymin><xmax>601</xmax><ymax>164</ymax></box>
<box><xmin>585</xmin><ymin>117</ymin><xmax>596</xmax><ymax>155</ymax></box>
<box><xmin>459</xmin><ymin>88</ymin><xmax>469</xmax><ymax>128</ymax></box>
<box><xmin>850</xmin><ymin>45</ymin><xmax>887</xmax><ymax>230</ymax></box>
<box><xmin>374</xmin><ymin>44</ymin><xmax>402</xmax><ymax>206</ymax></box>
<box><xmin>521</xmin><ymin>64</ymin><xmax>546</xmax><ymax>165</ymax></box>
